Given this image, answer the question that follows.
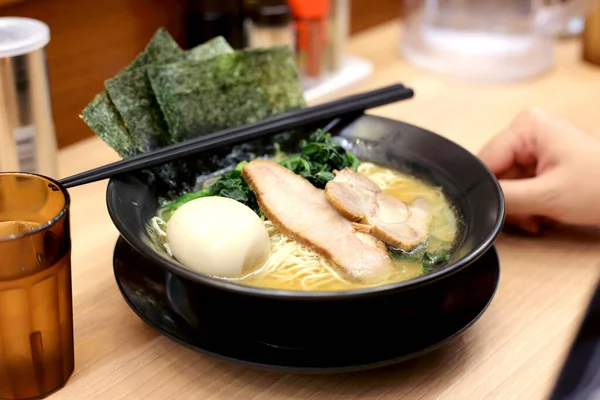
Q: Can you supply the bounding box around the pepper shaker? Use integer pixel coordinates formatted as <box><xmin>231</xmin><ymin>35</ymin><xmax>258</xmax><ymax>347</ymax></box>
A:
<box><xmin>0</xmin><ymin>17</ymin><xmax>58</xmax><ymax>177</ymax></box>
<box><xmin>245</xmin><ymin>0</ymin><xmax>294</xmax><ymax>50</ymax></box>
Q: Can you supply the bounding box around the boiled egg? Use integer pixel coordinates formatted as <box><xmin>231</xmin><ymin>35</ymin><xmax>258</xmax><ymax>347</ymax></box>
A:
<box><xmin>166</xmin><ymin>196</ymin><xmax>271</xmax><ymax>278</ymax></box>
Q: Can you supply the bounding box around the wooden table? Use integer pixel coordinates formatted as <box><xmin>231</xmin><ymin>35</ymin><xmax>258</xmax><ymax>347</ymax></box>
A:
<box><xmin>54</xmin><ymin>22</ymin><xmax>600</xmax><ymax>399</ymax></box>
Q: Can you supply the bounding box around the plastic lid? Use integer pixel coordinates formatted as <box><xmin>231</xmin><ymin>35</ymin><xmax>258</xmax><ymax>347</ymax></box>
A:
<box><xmin>248</xmin><ymin>2</ymin><xmax>291</xmax><ymax>26</ymax></box>
<box><xmin>0</xmin><ymin>17</ymin><xmax>50</xmax><ymax>58</ymax></box>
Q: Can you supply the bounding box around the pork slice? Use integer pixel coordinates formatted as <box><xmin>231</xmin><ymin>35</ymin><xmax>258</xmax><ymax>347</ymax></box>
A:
<box><xmin>333</xmin><ymin>168</ymin><xmax>381</xmax><ymax>192</ymax></box>
<box><xmin>324</xmin><ymin>168</ymin><xmax>381</xmax><ymax>221</ymax></box>
<box><xmin>324</xmin><ymin>168</ymin><xmax>432</xmax><ymax>251</ymax></box>
<box><xmin>324</xmin><ymin>180</ymin><xmax>377</xmax><ymax>221</ymax></box>
<box><xmin>241</xmin><ymin>160</ymin><xmax>396</xmax><ymax>284</ymax></box>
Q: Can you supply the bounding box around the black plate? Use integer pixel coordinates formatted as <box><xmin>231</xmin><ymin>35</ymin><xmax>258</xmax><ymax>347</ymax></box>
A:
<box><xmin>113</xmin><ymin>236</ymin><xmax>500</xmax><ymax>373</ymax></box>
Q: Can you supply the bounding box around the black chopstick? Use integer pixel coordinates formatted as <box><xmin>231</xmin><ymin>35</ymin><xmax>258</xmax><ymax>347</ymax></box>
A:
<box><xmin>60</xmin><ymin>83</ymin><xmax>414</xmax><ymax>188</ymax></box>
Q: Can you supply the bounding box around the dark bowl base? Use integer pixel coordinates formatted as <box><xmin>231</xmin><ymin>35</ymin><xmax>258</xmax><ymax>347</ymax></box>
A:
<box><xmin>113</xmin><ymin>236</ymin><xmax>500</xmax><ymax>373</ymax></box>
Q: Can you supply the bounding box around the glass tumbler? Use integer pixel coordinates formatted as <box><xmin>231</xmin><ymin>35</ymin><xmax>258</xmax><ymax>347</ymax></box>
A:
<box><xmin>0</xmin><ymin>173</ymin><xmax>74</xmax><ymax>400</ymax></box>
<box><xmin>401</xmin><ymin>0</ymin><xmax>556</xmax><ymax>82</ymax></box>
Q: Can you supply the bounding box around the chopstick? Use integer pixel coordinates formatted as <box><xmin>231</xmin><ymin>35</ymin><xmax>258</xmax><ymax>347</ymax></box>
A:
<box><xmin>60</xmin><ymin>83</ymin><xmax>414</xmax><ymax>188</ymax></box>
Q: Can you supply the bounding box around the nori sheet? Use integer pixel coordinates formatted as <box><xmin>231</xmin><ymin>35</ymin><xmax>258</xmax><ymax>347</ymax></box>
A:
<box><xmin>147</xmin><ymin>45</ymin><xmax>306</xmax><ymax>142</ymax></box>
<box><xmin>80</xmin><ymin>31</ymin><xmax>307</xmax><ymax>198</ymax></box>
<box><xmin>80</xmin><ymin>93</ymin><xmax>137</xmax><ymax>158</ymax></box>
<box><xmin>104</xmin><ymin>36</ymin><xmax>233</xmax><ymax>152</ymax></box>
<box><xmin>124</xmin><ymin>28</ymin><xmax>183</xmax><ymax>71</ymax></box>
<box><xmin>104</xmin><ymin>29</ymin><xmax>184</xmax><ymax>152</ymax></box>
<box><xmin>80</xmin><ymin>28</ymin><xmax>183</xmax><ymax>157</ymax></box>
<box><xmin>184</xmin><ymin>36</ymin><xmax>233</xmax><ymax>61</ymax></box>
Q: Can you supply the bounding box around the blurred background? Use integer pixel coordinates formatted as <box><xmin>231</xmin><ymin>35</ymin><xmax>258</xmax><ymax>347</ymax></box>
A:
<box><xmin>1</xmin><ymin>0</ymin><xmax>599</xmax><ymax>150</ymax></box>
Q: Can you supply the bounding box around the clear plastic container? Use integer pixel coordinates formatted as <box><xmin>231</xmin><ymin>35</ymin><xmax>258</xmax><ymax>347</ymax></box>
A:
<box><xmin>400</xmin><ymin>0</ymin><xmax>556</xmax><ymax>83</ymax></box>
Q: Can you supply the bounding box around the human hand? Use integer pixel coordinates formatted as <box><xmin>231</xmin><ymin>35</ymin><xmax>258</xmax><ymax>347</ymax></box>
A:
<box><xmin>478</xmin><ymin>107</ymin><xmax>600</xmax><ymax>234</ymax></box>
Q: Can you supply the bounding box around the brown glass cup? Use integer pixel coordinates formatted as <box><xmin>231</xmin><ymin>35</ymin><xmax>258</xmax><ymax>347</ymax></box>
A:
<box><xmin>0</xmin><ymin>173</ymin><xmax>74</xmax><ymax>400</ymax></box>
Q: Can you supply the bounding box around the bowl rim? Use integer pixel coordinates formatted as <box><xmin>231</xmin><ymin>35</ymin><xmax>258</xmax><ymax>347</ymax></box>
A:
<box><xmin>106</xmin><ymin>115</ymin><xmax>506</xmax><ymax>300</ymax></box>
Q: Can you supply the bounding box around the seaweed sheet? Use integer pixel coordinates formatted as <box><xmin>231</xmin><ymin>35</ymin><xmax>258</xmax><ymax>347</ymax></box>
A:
<box><xmin>80</xmin><ymin>93</ymin><xmax>136</xmax><ymax>158</ymax></box>
<box><xmin>105</xmin><ymin>36</ymin><xmax>233</xmax><ymax>152</ymax></box>
<box><xmin>80</xmin><ymin>28</ymin><xmax>183</xmax><ymax>156</ymax></box>
<box><xmin>184</xmin><ymin>36</ymin><xmax>233</xmax><ymax>62</ymax></box>
<box><xmin>124</xmin><ymin>28</ymin><xmax>183</xmax><ymax>72</ymax></box>
<box><xmin>103</xmin><ymin>29</ymin><xmax>185</xmax><ymax>152</ymax></box>
<box><xmin>147</xmin><ymin>45</ymin><xmax>306</xmax><ymax>142</ymax></box>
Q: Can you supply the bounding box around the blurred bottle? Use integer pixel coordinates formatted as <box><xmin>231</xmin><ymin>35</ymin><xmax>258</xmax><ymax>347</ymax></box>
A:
<box><xmin>328</xmin><ymin>0</ymin><xmax>349</xmax><ymax>72</ymax></box>
<box><xmin>537</xmin><ymin>0</ymin><xmax>596</xmax><ymax>37</ymax></box>
<box><xmin>401</xmin><ymin>0</ymin><xmax>555</xmax><ymax>83</ymax></box>
<box><xmin>288</xmin><ymin>0</ymin><xmax>331</xmax><ymax>78</ymax></box>
<box><xmin>583</xmin><ymin>1</ymin><xmax>600</xmax><ymax>66</ymax></box>
<box><xmin>0</xmin><ymin>17</ymin><xmax>58</xmax><ymax>177</ymax></box>
<box><xmin>186</xmin><ymin>0</ymin><xmax>247</xmax><ymax>49</ymax></box>
<box><xmin>245</xmin><ymin>0</ymin><xmax>295</xmax><ymax>50</ymax></box>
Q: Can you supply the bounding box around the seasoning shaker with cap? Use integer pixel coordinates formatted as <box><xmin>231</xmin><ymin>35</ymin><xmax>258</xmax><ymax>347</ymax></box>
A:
<box><xmin>0</xmin><ymin>17</ymin><xmax>58</xmax><ymax>178</ymax></box>
<box><xmin>186</xmin><ymin>0</ymin><xmax>247</xmax><ymax>49</ymax></box>
<box><xmin>245</xmin><ymin>0</ymin><xmax>295</xmax><ymax>51</ymax></box>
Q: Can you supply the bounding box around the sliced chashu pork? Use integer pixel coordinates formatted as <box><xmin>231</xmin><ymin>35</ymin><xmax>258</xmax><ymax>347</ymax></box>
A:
<box><xmin>241</xmin><ymin>160</ymin><xmax>396</xmax><ymax>284</ymax></box>
<box><xmin>325</xmin><ymin>168</ymin><xmax>432</xmax><ymax>251</ymax></box>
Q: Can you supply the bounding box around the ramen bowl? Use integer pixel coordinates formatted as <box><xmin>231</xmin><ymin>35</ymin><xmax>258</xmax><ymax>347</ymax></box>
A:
<box><xmin>106</xmin><ymin>114</ymin><xmax>504</xmax><ymax>354</ymax></box>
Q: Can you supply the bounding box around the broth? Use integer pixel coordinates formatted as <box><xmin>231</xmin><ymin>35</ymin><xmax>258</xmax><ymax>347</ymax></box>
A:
<box><xmin>150</xmin><ymin>162</ymin><xmax>460</xmax><ymax>292</ymax></box>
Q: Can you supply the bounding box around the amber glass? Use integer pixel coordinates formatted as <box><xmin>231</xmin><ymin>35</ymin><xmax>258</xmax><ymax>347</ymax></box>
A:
<box><xmin>0</xmin><ymin>173</ymin><xmax>73</xmax><ymax>400</ymax></box>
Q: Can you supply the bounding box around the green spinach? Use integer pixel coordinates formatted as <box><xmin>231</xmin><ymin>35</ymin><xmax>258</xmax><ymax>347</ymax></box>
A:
<box><xmin>279</xmin><ymin>130</ymin><xmax>360</xmax><ymax>188</ymax></box>
<box><xmin>422</xmin><ymin>251</ymin><xmax>451</xmax><ymax>273</ymax></box>
<box><xmin>163</xmin><ymin>130</ymin><xmax>360</xmax><ymax>217</ymax></box>
<box><xmin>164</xmin><ymin>161</ymin><xmax>259</xmax><ymax>219</ymax></box>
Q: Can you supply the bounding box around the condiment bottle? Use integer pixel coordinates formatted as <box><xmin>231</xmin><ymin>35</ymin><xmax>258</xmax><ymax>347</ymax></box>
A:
<box><xmin>186</xmin><ymin>0</ymin><xmax>247</xmax><ymax>49</ymax></box>
<box><xmin>328</xmin><ymin>0</ymin><xmax>349</xmax><ymax>72</ymax></box>
<box><xmin>245</xmin><ymin>0</ymin><xmax>294</xmax><ymax>51</ymax></box>
<box><xmin>0</xmin><ymin>17</ymin><xmax>58</xmax><ymax>178</ymax></box>
<box><xmin>288</xmin><ymin>0</ymin><xmax>331</xmax><ymax>78</ymax></box>
<box><xmin>582</xmin><ymin>1</ymin><xmax>600</xmax><ymax>67</ymax></box>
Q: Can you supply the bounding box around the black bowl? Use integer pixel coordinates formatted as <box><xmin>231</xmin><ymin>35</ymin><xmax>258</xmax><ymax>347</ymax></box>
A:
<box><xmin>106</xmin><ymin>114</ymin><xmax>505</xmax><ymax>350</ymax></box>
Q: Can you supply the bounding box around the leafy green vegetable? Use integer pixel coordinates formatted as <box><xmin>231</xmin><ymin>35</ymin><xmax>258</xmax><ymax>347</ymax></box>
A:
<box><xmin>422</xmin><ymin>251</ymin><xmax>450</xmax><ymax>273</ymax></box>
<box><xmin>163</xmin><ymin>130</ymin><xmax>360</xmax><ymax>217</ymax></box>
<box><xmin>147</xmin><ymin>45</ymin><xmax>305</xmax><ymax>142</ymax></box>
<box><xmin>390</xmin><ymin>244</ymin><xmax>451</xmax><ymax>274</ymax></box>
<box><xmin>163</xmin><ymin>161</ymin><xmax>259</xmax><ymax>219</ymax></box>
<box><xmin>279</xmin><ymin>129</ymin><xmax>361</xmax><ymax>188</ymax></box>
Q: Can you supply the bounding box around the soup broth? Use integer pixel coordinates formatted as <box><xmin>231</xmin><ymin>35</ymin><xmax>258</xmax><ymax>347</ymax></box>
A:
<box><xmin>150</xmin><ymin>162</ymin><xmax>460</xmax><ymax>292</ymax></box>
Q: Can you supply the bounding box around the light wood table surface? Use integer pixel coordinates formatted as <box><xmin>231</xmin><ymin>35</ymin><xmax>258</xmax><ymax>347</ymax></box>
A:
<box><xmin>53</xmin><ymin>22</ymin><xmax>600</xmax><ymax>400</ymax></box>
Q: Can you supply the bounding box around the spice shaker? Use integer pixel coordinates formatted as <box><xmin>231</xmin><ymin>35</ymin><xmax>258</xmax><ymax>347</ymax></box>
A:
<box><xmin>582</xmin><ymin>1</ymin><xmax>600</xmax><ymax>66</ymax></box>
<box><xmin>288</xmin><ymin>0</ymin><xmax>331</xmax><ymax>78</ymax></box>
<box><xmin>245</xmin><ymin>0</ymin><xmax>294</xmax><ymax>51</ymax></box>
<box><xmin>186</xmin><ymin>0</ymin><xmax>247</xmax><ymax>49</ymax></box>
<box><xmin>0</xmin><ymin>17</ymin><xmax>58</xmax><ymax>177</ymax></box>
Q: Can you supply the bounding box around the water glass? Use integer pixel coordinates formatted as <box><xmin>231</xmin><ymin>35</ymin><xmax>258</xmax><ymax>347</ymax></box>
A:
<box><xmin>0</xmin><ymin>173</ymin><xmax>74</xmax><ymax>399</ymax></box>
<box><xmin>401</xmin><ymin>0</ymin><xmax>556</xmax><ymax>82</ymax></box>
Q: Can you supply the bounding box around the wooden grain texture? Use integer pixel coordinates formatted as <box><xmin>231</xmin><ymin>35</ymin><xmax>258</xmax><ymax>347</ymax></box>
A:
<box><xmin>49</xmin><ymin>22</ymin><xmax>600</xmax><ymax>400</ymax></box>
<box><xmin>0</xmin><ymin>0</ymin><xmax>186</xmax><ymax>149</ymax></box>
